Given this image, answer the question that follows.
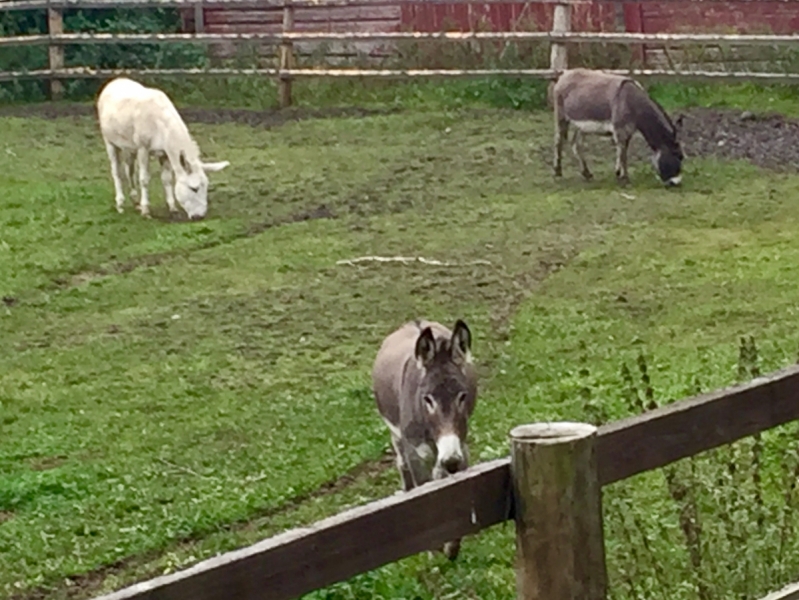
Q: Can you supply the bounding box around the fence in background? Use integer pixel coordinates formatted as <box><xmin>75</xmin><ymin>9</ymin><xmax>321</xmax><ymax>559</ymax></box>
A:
<box><xmin>80</xmin><ymin>363</ymin><xmax>799</xmax><ymax>600</ymax></box>
<box><xmin>4</xmin><ymin>0</ymin><xmax>799</xmax><ymax>106</ymax></box>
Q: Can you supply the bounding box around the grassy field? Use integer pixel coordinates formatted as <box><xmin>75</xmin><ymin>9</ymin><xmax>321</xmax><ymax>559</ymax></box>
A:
<box><xmin>2</xmin><ymin>88</ymin><xmax>799</xmax><ymax>600</ymax></box>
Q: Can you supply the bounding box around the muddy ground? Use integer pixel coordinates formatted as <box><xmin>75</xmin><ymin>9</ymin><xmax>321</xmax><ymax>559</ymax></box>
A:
<box><xmin>2</xmin><ymin>102</ymin><xmax>798</xmax><ymax>172</ymax></box>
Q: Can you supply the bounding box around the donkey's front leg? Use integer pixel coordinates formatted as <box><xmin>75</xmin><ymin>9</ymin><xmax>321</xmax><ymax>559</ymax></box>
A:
<box><xmin>104</xmin><ymin>143</ymin><xmax>127</xmax><ymax>213</ymax></box>
<box><xmin>614</xmin><ymin>133</ymin><xmax>631</xmax><ymax>184</ymax></box>
<box><xmin>571</xmin><ymin>130</ymin><xmax>593</xmax><ymax>181</ymax></box>
<box><xmin>403</xmin><ymin>443</ymin><xmax>433</xmax><ymax>490</ymax></box>
<box><xmin>122</xmin><ymin>151</ymin><xmax>138</xmax><ymax>204</ymax></box>
<box><xmin>136</xmin><ymin>147</ymin><xmax>152</xmax><ymax>218</ymax></box>
<box><xmin>391</xmin><ymin>435</ymin><xmax>415</xmax><ymax>492</ymax></box>
<box><xmin>438</xmin><ymin>443</ymin><xmax>469</xmax><ymax>561</ymax></box>
<box><xmin>159</xmin><ymin>154</ymin><xmax>178</xmax><ymax>214</ymax></box>
<box><xmin>443</xmin><ymin>540</ymin><xmax>461</xmax><ymax>561</ymax></box>
<box><xmin>553</xmin><ymin>118</ymin><xmax>569</xmax><ymax>177</ymax></box>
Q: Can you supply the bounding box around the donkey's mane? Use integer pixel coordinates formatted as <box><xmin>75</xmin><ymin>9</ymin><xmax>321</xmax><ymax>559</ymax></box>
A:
<box><xmin>622</xmin><ymin>79</ymin><xmax>679</xmax><ymax>152</ymax></box>
<box><xmin>647</xmin><ymin>93</ymin><xmax>677</xmax><ymax>133</ymax></box>
<box><xmin>161</xmin><ymin>106</ymin><xmax>202</xmax><ymax>162</ymax></box>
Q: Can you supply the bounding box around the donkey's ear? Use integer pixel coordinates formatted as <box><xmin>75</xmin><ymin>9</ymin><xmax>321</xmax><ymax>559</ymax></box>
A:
<box><xmin>415</xmin><ymin>327</ymin><xmax>437</xmax><ymax>368</ymax></box>
<box><xmin>202</xmin><ymin>160</ymin><xmax>230</xmax><ymax>172</ymax></box>
<box><xmin>179</xmin><ymin>151</ymin><xmax>192</xmax><ymax>174</ymax></box>
<box><xmin>450</xmin><ymin>319</ymin><xmax>472</xmax><ymax>365</ymax></box>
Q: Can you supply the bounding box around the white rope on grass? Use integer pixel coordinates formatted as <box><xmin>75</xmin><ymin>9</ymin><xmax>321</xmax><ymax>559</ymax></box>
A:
<box><xmin>336</xmin><ymin>255</ymin><xmax>493</xmax><ymax>267</ymax></box>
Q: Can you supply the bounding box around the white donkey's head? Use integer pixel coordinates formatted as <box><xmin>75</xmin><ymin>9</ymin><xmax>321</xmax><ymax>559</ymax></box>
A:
<box><xmin>175</xmin><ymin>151</ymin><xmax>230</xmax><ymax>220</ymax></box>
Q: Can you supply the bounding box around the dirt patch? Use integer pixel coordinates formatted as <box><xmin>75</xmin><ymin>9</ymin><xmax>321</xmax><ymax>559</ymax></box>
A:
<box><xmin>0</xmin><ymin>102</ymin><xmax>398</xmax><ymax>129</ymax></box>
<box><xmin>681</xmin><ymin>107</ymin><xmax>799</xmax><ymax>172</ymax></box>
<box><xmin>0</xmin><ymin>511</ymin><xmax>13</xmax><ymax>524</ymax></box>
<box><xmin>27</xmin><ymin>455</ymin><xmax>68</xmax><ymax>471</ymax></box>
<box><xmin>0</xmin><ymin>102</ymin><xmax>93</xmax><ymax>121</ymax></box>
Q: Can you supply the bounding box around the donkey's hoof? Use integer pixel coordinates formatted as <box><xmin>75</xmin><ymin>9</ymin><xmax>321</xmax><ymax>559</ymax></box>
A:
<box><xmin>553</xmin><ymin>166</ymin><xmax>562</xmax><ymax>178</ymax></box>
<box><xmin>616</xmin><ymin>173</ymin><xmax>630</xmax><ymax>186</ymax></box>
<box><xmin>581</xmin><ymin>171</ymin><xmax>594</xmax><ymax>181</ymax></box>
<box><xmin>443</xmin><ymin>540</ymin><xmax>461</xmax><ymax>561</ymax></box>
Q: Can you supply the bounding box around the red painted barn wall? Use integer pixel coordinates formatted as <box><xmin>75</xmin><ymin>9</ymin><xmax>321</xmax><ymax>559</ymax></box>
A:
<box><xmin>637</xmin><ymin>1</ymin><xmax>799</xmax><ymax>34</ymax></box>
<box><xmin>181</xmin><ymin>1</ymin><xmax>799</xmax><ymax>64</ymax></box>
<box><xmin>183</xmin><ymin>3</ymin><xmax>402</xmax><ymax>61</ymax></box>
<box><xmin>399</xmin><ymin>2</ymin><xmax>620</xmax><ymax>33</ymax></box>
<box><xmin>397</xmin><ymin>1</ymin><xmax>799</xmax><ymax>35</ymax></box>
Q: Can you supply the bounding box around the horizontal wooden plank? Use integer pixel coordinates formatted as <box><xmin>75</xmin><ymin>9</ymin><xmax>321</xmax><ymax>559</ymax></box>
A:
<box><xmin>10</xmin><ymin>66</ymin><xmax>799</xmax><ymax>83</ymax></box>
<box><xmin>89</xmin><ymin>458</ymin><xmax>511</xmax><ymax>600</ymax></box>
<box><xmin>596</xmin><ymin>363</ymin><xmax>799</xmax><ymax>485</ymax></box>
<box><xmin>2</xmin><ymin>0</ymin><xmax>796</xmax><ymax>13</ymax></box>
<box><xmin>203</xmin><ymin>21</ymin><xmax>399</xmax><ymax>32</ymax></box>
<box><xmin>209</xmin><ymin>39</ymin><xmax>397</xmax><ymax>55</ymax></box>
<box><xmin>204</xmin><ymin>5</ymin><xmax>399</xmax><ymax>24</ymax></box>
<box><xmin>0</xmin><ymin>67</ymin><xmax>550</xmax><ymax>81</ymax></box>
<box><xmin>0</xmin><ymin>0</ymin><xmax>579</xmax><ymax>13</ymax></box>
<box><xmin>5</xmin><ymin>31</ymin><xmax>799</xmax><ymax>50</ymax></box>
<box><xmin>760</xmin><ymin>581</ymin><xmax>799</xmax><ymax>600</ymax></box>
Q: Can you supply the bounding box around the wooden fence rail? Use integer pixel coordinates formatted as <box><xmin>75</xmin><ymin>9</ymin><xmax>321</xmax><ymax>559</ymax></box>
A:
<box><xmin>762</xmin><ymin>581</ymin><xmax>799</xmax><ymax>600</ymax></box>
<box><xmin>6</xmin><ymin>31</ymin><xmax>799</xmax><ymax>47</ymax></box>
<box><xmin>86</xmin><ymin>364</ymin><xmax>799</xmax><ymax>600</ymax></box>
<box><xmin>3</xmin><ymin>0</ymin><xmax>792</xmax><ymax>10</ymax></box>
<box><xmin>4</xmin><ymin>0</ymin><xmax>799</xmax><ymax>104</ymax></box>
<box><xmin>7</xmin><ymin>66</ymin><xmax>799</xmax><ymax>85</ymax></box>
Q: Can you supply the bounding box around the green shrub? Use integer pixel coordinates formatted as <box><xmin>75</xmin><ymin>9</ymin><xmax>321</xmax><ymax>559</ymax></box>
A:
<box><xmin>0</xmin><ymin>6</ymin><xmax>207</xmax><ymax>102</ymax></box>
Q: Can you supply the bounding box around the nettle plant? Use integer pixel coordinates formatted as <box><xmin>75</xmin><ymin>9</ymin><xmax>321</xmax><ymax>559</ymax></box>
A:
<box><xmin>576</xmin><ymin>337</ymin><xmax>799</xmax><ymax>600</ymax></box>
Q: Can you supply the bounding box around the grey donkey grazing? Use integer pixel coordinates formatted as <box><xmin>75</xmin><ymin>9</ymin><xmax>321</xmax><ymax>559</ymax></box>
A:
<box><xmin>372</xmin><ymin>318</ymin><xmax>477</xmax><ymax>560</ymax></box>
<box><xmin>552</xmin><ymin>68</ymin><xmax>684</xmax><ymax>186</ymax></box>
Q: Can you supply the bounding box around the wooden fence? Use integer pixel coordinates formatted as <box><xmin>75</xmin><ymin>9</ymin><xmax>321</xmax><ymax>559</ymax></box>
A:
<box><xmin>4</xmin><ymin>0</ymin><xmax>799</xmax><ymax>107</ymax></box>
<box><xmin>82</xmin><ymin>363</ymin><xmax>799</xmax><ymax>600</ymax></box>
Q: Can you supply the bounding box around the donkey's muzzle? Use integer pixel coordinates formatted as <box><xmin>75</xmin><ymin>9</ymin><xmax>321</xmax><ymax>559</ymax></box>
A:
<box><xmin>441</xmin><ymin>457</ymin><xmax>463</xmax><ymax>475</ymax></box>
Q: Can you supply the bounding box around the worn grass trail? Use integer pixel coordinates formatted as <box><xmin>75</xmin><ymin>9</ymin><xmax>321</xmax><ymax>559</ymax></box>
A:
<box><xmin>2</xmin><ymin>106</ymin><xmax>799</xmax><ymax>600</ymax></box>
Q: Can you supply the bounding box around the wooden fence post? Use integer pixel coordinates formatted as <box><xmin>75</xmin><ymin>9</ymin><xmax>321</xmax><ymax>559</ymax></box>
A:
<box><xmin>549</xmin><ymin>1</ymin><xmax>571</xmax><ymax>73</ymax></box>
<box><xmin>278</xmin><ymin>0</ymin><xmax>295</xmax><ymax>108</ymax></box>
<box><xmin>510</xmin><ymin>422</ymin><xmax>607</xmax><ymax>600</ymax></box>
<box><xmin>194</xmin><ymin>1</ymin><xmax>205</xmax><ymax>33</ymax></box>
<box><xmin>47</xmin><ymin>3</ymin><xmax>64</xmax><ymax>101</ymax></box>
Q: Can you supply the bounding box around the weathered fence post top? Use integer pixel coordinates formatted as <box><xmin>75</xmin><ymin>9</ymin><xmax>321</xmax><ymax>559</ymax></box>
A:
<box><xmin>510</xmin><ymin>421</ymin><xmax>597</xmax><ymax>443</ymax></box>
<box><xmin>510</xmin><ymin>421</ymin><xmax>607</xmax><ymax>600</ymax></box>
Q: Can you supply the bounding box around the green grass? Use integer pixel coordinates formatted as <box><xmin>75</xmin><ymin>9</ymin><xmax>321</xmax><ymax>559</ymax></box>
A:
<box><xmin>125</xmin><ymin>77</ymin><xmax>799</xmax><ymax>117</ymax></box>
<box><xmin>9</xmin><ymin>71</ymin><xmax>799</xmax><ymax>117</ymax></box>
<box><xmin>1</xmin><ymin>103</ymin><xmax>799</xmax><ymax>600</ymax></box>
<box><xmin>651</xmin><ymin>81</ymin><xmax>799</xmax><ymax>118</ymax></box>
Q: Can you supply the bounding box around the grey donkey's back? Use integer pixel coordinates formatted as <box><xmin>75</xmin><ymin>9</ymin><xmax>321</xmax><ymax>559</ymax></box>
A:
<box><xmin>553</xmin><ymin>68</ymin><xmax>632</xmax><ymax>125</ymax></box>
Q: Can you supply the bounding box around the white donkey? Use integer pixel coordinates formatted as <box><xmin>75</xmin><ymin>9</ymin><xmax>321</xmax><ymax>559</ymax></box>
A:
<box><xmin>96</xmin><ymin>77</ymin><xmax>229</xmax><ymax>220</ymax></box>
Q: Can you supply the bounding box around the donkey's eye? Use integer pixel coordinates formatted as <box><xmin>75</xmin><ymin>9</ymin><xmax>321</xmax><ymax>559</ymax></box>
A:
<box><xmin>456</xmin><ymin>392</ymin><xmax>467</xmax><ymax>409</ymax></box>
<box><xmin>423</xmin><ymin>394</ymin><xmax>436</xmax><ymax>414</ymax></box>
<box><xmin>189</xmin><ymin>185</ymin><xmax>200</xmax><ymax>193</ymax></box>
